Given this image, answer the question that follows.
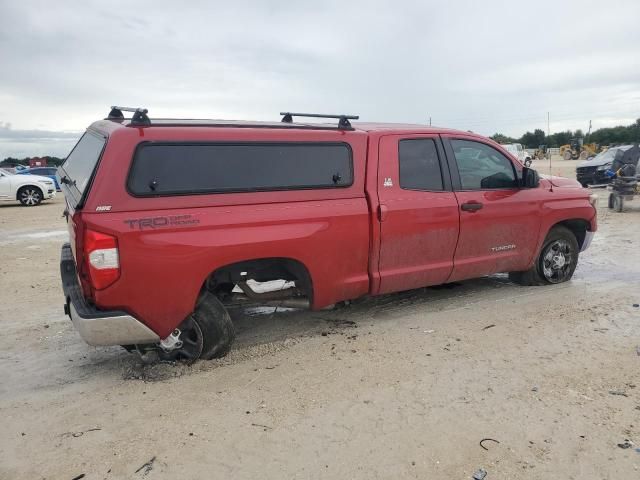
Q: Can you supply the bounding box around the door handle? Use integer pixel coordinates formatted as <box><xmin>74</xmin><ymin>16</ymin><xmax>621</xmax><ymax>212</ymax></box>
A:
<box><xmin>461</xmin><ymin>202</ymin><xmax>483</xmax><ymax>212</ymax></box>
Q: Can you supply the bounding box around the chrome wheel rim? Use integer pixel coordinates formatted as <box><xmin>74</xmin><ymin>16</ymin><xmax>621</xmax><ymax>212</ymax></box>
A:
<box><xmin>542</xmin><ymin>239</ymin><xmax>574</xmax><ymax>283</ymax></box>
<box><xmin>20</xmin><ymin>188</ymin><xmax>41</xmax><ymax>206</ymax></box>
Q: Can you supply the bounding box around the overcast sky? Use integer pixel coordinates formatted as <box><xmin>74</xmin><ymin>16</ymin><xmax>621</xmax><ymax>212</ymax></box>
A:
<box><xmin>1</xmin><ymin>0</ymin><xmax>639</xmax><ymax>158</ymax></box>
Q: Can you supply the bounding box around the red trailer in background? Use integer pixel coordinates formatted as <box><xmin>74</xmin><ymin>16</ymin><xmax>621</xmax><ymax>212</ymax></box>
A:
<box><xmin>28</xmin><ymin>157</ymin><xmax>47</xmax><ymax>168</ymax></box>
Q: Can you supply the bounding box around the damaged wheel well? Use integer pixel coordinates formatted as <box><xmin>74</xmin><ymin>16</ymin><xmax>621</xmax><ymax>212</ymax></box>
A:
<box><xmin>203</xmin><ymin>258</ymin><xmax>313</xmax><ymax>302</ymax></box>
<box><xmin>554</xmin><ymin>219</ymin><xmax>589</xmax><ymax>248</ymax></box>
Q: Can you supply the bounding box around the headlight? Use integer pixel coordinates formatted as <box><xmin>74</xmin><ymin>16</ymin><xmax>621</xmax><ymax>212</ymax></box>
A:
<box><xmin>596</xmin><ymin>163</ymin><xmax>612</xmax><ymax>171</ymax></box>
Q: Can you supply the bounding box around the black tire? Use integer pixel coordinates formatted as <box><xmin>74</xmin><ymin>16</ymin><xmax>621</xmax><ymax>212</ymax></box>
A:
<box><xmin>509</xmin><ymin>226</ymin><xmax>579</xmax><ymax>286</ymax></box>
<box><xmin>613</xmin><ymin>194</ymin><xmax>624</xmax><ymax>212</ymax></box>
<box><xmin>194</xmin><ymin>292</ymin><xmax>235</xmax><ymax>359</ymax></box>
<box><xmin>18</xmin><ymin>186</ymin><xmax>43</xmax><ymax>206</ymax></box>
<box><xmin>158</xmin><ymin>292</ymin><xmax>235</xmax><ymax>362</ymax></box>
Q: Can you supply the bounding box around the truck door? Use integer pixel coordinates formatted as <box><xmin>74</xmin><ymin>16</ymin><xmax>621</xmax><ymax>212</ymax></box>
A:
<box><xmin>442</xmin><ymin>136</ymin><xmax>541</xmax><ymax>281</ymax></box>
<box><xmin>376</xmin><ymin>134</ymin><xmax>460</xmax><ymax>294</ymax></box>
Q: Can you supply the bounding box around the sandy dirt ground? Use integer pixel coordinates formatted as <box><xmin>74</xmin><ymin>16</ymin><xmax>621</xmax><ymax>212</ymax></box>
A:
<box><xmin>1</xmin><ymin>159</ymin><xmax>639</xmax><ymax>479</ymax></box>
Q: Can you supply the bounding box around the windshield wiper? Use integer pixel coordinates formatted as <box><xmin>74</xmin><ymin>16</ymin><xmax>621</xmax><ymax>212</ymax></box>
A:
<box><xmin>60</xmin><ymin>175</ymin><xmax>76</xmax><ymax>186</ymax></box>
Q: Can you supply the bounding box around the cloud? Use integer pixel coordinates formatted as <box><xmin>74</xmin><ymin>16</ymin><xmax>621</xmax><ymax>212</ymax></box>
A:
<box><xmin>1</xmin><ymin>0</ymin><xmax>639</xmax><ymax>157</ymax></box>
<box><xmin>0</xmin><ymin>124</ymin><xmax>81</xmax><ymax>158</ymax></box>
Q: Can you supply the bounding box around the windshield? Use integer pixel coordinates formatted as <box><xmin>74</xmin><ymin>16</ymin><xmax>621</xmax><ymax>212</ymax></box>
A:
<box><xmin>592</xmin><ymin>146</ymin><xmax>631</xmax><ymax>163</ymax></box>
<box><xmin>0</xmin><ymin>168</ymin><xmax>14</xmax><ymax>175</ymax></box>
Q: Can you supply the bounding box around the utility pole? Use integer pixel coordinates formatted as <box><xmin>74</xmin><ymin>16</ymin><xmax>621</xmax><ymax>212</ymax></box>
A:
<box><xmin>547</xmin><ymin>112</ymin><xmax>553</xmax><ymax>190</ymax></box>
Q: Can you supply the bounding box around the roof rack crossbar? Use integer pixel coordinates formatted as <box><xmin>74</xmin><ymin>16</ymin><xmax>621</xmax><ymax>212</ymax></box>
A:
<box><xmin>280</xmin><ymin>112</ymin><xmax>359</xmax><ymax>130</ymax></box>
<box><xmin>108</xmin><ymin>106</ymin><xmax>150</xmax><ymax>126</ymax></box>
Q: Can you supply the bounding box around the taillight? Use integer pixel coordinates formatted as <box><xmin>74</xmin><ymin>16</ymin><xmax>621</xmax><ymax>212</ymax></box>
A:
<box><xmin>84</xmin><ymin>229</ymin><xmax>120</xmax><ymax>290</ymax></box>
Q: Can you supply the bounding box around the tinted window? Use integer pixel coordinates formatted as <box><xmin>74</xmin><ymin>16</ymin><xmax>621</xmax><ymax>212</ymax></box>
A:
<box><xmin>399</xmin><ymin>139</ymin><xmax>444</xmax><ymax>191</ymax></box>
<box><xmin>60</xmin><ymin>131</ymin><xmax>106</xmax><ymax>197</ymax></box>
<box><xmin>128</xmin><ymin>143</ymin><xmax>353</xmax><ymax>195</ymax></box>
<box><xmin>451</xmin><ymin>140</ymin><xmax>517</xmax><ymax>190</ymax></box>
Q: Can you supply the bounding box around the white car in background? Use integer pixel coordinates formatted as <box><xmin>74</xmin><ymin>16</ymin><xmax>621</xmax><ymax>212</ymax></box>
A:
<box><xmin>0</xmin><ymin>168</ymin><xmax>56</xmax><ymax>206</ymax></box>
<box><xmin>501</xmin><ymin>143</ymin><xmax>532</xmax><ymax>165</ymax></box>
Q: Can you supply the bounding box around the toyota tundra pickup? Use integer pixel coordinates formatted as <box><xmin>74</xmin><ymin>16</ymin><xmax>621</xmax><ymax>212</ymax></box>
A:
<box><xmin>59</xmin><ymin>107</ymin><xmax>597</xmax><ymax>361</ymax></box>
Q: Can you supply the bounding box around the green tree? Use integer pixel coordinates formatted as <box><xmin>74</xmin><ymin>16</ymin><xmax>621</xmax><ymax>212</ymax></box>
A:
<box><xmin>490</xmin><ymin>133</ymin><xmax>516</xmax><ymax>144</ymax></box>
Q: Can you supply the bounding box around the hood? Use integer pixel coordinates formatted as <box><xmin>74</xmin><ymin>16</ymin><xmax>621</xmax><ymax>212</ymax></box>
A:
<box><xmin>578</xmin><ymin>156</ymin><xmax>610</xmax><ymax>167</ymax></box>
<box><xmin>539</xmin><ymin>174</ymin><xmax>582</xmax><ymax>188</ymax></box>
<box><xmin>16</xmin><ymin>174</ymin><xmax>53</xmax><ymax>184</ymax></box>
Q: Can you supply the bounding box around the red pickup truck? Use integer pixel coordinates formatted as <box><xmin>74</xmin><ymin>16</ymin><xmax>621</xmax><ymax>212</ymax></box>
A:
<box><xmin>59</xmin><ymin>108</ymin><xmax>597</xmax><ymax>361</ymax></box>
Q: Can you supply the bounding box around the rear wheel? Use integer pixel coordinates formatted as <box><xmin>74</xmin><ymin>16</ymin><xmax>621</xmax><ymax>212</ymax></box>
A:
<box><xmin>18</xmin><ymin>186</ymin><xmax>43</xmax><ymax>206</ymax></box>
<box><xmin>159</xmin><ymin>292</ymin><xmax>235</xmax><ymax>362</ymax></box>
<box><xmin>509</xmin><ymin>226</ymin><xmax>579</xmax><ymax>285</ymax></box>
<box><xmin>195</xmin><ymin>292</ymin><xmax>236</xmax><ymax>359</ymax></box>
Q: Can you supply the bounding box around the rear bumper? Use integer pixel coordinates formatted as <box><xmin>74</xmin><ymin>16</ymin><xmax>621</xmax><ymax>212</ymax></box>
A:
<box><xmin>60</xmin><ymin>243</ymin><xmax>159</xmax><ymax>346</ymax></box>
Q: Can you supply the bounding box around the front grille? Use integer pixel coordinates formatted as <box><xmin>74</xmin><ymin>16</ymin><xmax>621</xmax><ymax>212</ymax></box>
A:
<box><xmin>576</xmin><ymin>166</ymin><xmax>596</xmax><ymax>175</ymax></box>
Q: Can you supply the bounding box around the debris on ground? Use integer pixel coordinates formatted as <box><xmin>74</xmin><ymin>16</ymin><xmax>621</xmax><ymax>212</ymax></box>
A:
<box><xmin>479</xmin><ymin>438</ymin><xmax>500</xmax><ymax>451</ymax></box>
<box><xmin>472</xmin><ymin>468</ymin><xmax>488</xmax><ymax>479</ymax></box>
<box><xmin>61</xmin><ymin>427</ymin><xmax>101</xmax><ymax>438</ymax></box>
<box><xmin>135</xmin><ymin>456</ymin><xmax>156</xmax><ymax>476</ymax></box>
<box><xmin>618</xmin><ymin>440</ymin><xmax>633</xmax><ymax>449</ymax></box>
<box><xmin>609</xmin><ymin>390</ymin><xmax>629</xmax><ymax>397</ymax></box>
<box><xmin>633</xmin><ymin>304</ymin><xmax>639</xmax><ymax>308</ymax></box>
<box><xmin>482</xmin><ymin>324</ymin><xmax>496</xmax><ymax>330</ymax></box>
<box><xmin>424</xmin><ymin>329</ymin><xmax>435</xmax><ymax>334</ymax></box>
<box><xmin>251</xmin><ymin>423</ymin><xmax>273</xmax><ymax>431</ymax></box>
<box><xmin>531</xmin><ymin>386</ymin><xmax>539</xmax><ymax>392</ymax></box>
<box><xmin>71</xmin><ymin>475</ymin><xmax>85</xmax><ymax>480</ymax></box>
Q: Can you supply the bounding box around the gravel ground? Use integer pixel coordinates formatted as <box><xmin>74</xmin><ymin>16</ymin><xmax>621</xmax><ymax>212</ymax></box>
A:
<box><xmin>1</xmin><ymin>159</ymin><xmax>639</xmax><ymax>479</ymax></box>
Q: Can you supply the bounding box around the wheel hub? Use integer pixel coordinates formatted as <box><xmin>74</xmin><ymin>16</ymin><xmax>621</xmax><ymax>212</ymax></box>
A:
<box><xmin>542</xmin><ymin>239</ymin><xmax>573</xmax><ymax>283</ymax></box>
<box><xmin>551</xmin><ymin>254</ymin><xmax>566</xmax><ymax>269</ymax></box>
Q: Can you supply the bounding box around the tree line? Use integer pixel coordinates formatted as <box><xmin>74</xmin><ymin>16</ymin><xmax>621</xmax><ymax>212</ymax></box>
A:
<box><xmin>491</xmin><ymin>118</ymin><xmax>640</xmax><ymax>149</ymax></box>
<box><xmin>0</xmin><ymin>156</ymin><xmax>66</xmax><ymax>168</ymax></box>
<box><xmin>3</xmin><ymin>118</ymin><xmax>639</xmax><ymax>163</ymax></box>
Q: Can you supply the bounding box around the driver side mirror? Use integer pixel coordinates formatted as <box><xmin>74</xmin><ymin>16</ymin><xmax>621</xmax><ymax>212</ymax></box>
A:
<box><xmin>522</xmin><ymin>166</ymin><xmax>540</xmax><ymax>188</ymax></box>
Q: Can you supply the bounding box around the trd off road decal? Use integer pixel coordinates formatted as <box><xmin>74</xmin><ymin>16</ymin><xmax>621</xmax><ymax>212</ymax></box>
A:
<box><xmin>124</xmin><ymin>215</ymin><xmax>200</xmax><ymax>230</ymax></box>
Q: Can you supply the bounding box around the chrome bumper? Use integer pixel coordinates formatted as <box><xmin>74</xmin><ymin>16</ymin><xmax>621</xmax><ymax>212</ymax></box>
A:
<box><xmin>580</xmin><ymin>231</ymin><xmax>595</xmax><ymax>252</ymax></box>
<box><xmin>60</xmin><ymin>243</ymin><xmax>159</xmax><ymax>346</ymax></box>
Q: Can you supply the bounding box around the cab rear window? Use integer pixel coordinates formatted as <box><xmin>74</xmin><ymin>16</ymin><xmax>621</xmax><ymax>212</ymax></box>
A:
<box><xmin>127</xmin><ymin>142</ymin><xmax>353</xmax><ymax>196</ymax></box>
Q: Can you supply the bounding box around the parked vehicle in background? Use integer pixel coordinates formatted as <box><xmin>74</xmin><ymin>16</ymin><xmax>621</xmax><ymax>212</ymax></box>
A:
<box><xmin>0</xmin><ymin>168</ymin><xmax>56</xmax><ymax>206</ymax></box>
<box><xmin>560</xmin><ymin>138</ymin><xmax>598</xmax><ymax>160</ymax></box>
<box><xmin>17</xmin><ymin>167</ymin><xmax>61</xmax><ymax>191</ymax></box>
<box><xmin>501</xmin><ymin>143</ymin><xmax>532</xmax><ymax>164</ymax></box>
<box><xmin>576</xmin><ymin>145</ymin><xmax>633</xmax><ymax>187</ymax></box>
<box><xmin>59</xmin><ymin>107</ymin><xmax>598</xmax><ymax>361</ymax></box>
